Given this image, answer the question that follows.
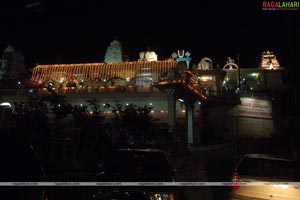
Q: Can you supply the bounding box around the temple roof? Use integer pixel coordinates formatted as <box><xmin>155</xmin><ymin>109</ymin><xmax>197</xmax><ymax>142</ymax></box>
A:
<box><xmin>31</xmin><ymin>60</ymin><xmax>177</xmax><ymax>83</ymax></box>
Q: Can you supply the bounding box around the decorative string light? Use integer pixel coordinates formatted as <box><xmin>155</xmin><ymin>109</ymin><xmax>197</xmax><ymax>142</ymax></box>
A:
<box><xmin>31</xmin><ymin>60</ymin><xmax>177</xmax><ymax>85</ymax></box>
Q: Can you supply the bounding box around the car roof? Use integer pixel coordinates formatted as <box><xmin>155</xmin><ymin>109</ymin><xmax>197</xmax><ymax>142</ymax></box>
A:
<box><xmin>242</xmin><ymin>153</ymin><xmax>296</xmax><ymax>162</ymax></box>
<box><xmin>116</xmin><ymin>148</ymin><xmax>167</xmax><ymax>154</ymax></box>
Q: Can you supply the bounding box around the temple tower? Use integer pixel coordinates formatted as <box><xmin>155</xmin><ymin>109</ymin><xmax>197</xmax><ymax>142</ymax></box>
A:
<box><xmin>104</xmin><ymin>39</ymin><xmax>123</xmax><ymax>63</ymax></box>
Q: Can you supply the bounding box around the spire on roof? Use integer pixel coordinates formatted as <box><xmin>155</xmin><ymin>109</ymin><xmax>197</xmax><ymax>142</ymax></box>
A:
<box><xmin>104</xmin><ymin>39</ymin><xmax>123</xmax><ymax>63</ymax></box>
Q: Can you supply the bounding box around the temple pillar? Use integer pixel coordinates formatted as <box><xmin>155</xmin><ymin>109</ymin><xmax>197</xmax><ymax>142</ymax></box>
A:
<box><xmin>186</xmin><ymin>103</ymin><xmax>194</xmax><ymax>149</ymax></box>
<box><xmin>167</xmin><ymin>94</ymin><xmax>176</xmax><ymax>126</ymax></box>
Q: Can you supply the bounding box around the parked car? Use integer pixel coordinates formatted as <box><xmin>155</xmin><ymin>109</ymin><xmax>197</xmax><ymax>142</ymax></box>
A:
<box><xmin>0</xmin><ymin>133</ymin><xmax>47</xmax><ymax>200</ymax></box>
<box><xmin>73</xmin><ymin>148</ymin><xmax>178</xmax><ymax>200</ymax></box>
<box><xmin>86</xmin><ymin>187</ymin><xmax>178</xmax><ymax>200</ymax></box>
<box><xmin>0</xmin><ymin>105</ymin><xmax>12</xmax><ymax>133</ymax></box>
<box><xmin>94</xmin><ymin>148</ymin><xmax>176</xmax><ymax>182</ymax></box>
<box><xmin>44</xmin><ymin>148</ymin><xmax>178</xmax><ymax>200</ymax></box>
<box><xmin>229</xmin><ymin>153</ymin><xmax>300</xmax><ymax>200</ymax></box>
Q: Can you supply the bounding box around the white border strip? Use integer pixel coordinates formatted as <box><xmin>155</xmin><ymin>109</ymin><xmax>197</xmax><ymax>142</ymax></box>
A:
<box><xmin>0</xmin><ymin>182</ymin><xmax>300</xmax><ymax>186</ymax></box>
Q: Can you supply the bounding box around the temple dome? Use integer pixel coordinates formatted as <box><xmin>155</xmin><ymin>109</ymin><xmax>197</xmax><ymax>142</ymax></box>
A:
<box><xmin>138</xmin><ymin>50</ymin><xmax>157</xmax><ymax>62</ymax></box>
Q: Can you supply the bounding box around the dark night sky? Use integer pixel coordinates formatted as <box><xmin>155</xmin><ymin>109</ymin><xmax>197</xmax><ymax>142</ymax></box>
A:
<box><xmin>0</xmin><ymin>0</ymin><xmax>299</xmax><ymax>70</ymax></box>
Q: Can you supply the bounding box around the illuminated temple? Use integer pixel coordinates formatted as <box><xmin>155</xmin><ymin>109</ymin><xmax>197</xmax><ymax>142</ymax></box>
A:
<box><xmin>30</xmin><ymin>39</ymin><xmax>181</xmax><ymax>93</ymax></box>
<box><xmin>1</xmin><ymin>41</ymin><xmax>290</xmax><ymax>143</ymax></box>
<box><xmin>28</xmin><ymin>41</ymin><xmax>205</xmax><ymax>146</ymax></box>
<box><xmin>31</xmin><ymin>60</ymin><xmax>177</xmax><ymax>91</ymax></box>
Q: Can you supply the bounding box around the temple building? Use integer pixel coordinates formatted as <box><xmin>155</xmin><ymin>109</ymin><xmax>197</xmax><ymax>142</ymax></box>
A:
<box><xmin>31</xmin><ymin>60</ymin><xmax>176</xmax><ymax>90</ymax></box>
<box><xmin>29</xmin><ymin>42</ymin><xmax>201</xmax><ymax>138</ymax></box>
<box><xmin>28</xmin><ymin>41</ymin><xmax>205</xmax><ymax>146</ymax></box>
<box><xmin>0</xmin><ymin>40</ymin><xmax>292</xmax><ymax>144</ymax></box>
<box><xmin>0</xmin><ymin>45</ymin><xmax>27</xmax><ymax>80</ymax></box>
<box><xmin>194</xmin><ymin>51</ymin><xmax>287</xmax><ymax>140</ymax></box>
<box><xmin>31</xmin><ymin>39</ymin><xmax>172</xmax><ymax>92</ymax></box>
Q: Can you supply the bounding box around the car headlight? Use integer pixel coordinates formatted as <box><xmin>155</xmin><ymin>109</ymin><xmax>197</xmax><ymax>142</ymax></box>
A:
<box><xmin>272</xmin><ymin>184</ymin><xmax>289</xmax><ymax>189</ymax></box>
<box><xmin>149</xmin><ymin>192</ymin><xmax>174</xmax><ymax>200</ymax></box>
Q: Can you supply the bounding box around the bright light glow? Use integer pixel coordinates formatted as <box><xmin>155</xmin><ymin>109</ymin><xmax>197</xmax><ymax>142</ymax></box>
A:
<box><xmin>273</xmin><ymin>185</ymin><xmax>288</xmax><ymax>189</ymax></box>
<box><xmin>149</xmin><ymin>103</ymin><xmax>153</xmax><ymax>106</ymax></box>
<box><xmin>149</xmin><ymin>193</ymin><xmax>172</xmax><ymax>200</ymax></box>
<box><xmin>199</xmin><ymin>76</ymin><xmax>211</xmax><ymax>82</ymax></box>
<box><xmin>126</xmin><ymin>77</ymin><xmax>130</xmax><ymax>81</ymax></box>
<box><xmin>250</xmin><ymin>73</ymin><xmax>259</xmax><ymax>77</ymax></box>
<box><xmin>0</xmin><ymin>102</ymin><xmax>12</xmax><ymax>107</ymax></box>
<box><xmin>178</xmin><ymin>99</ymin><xmax>184</xmax><ymax>102</ymax></box>
<box><xmin>145</xmin><ymin>51</ymin><xmax>158</xmax><ymax>61</ymax></box>
<box><xmin>260</xmin><ymin>50</ymin><xmax>280</xmax><ymax>69</ymax></box>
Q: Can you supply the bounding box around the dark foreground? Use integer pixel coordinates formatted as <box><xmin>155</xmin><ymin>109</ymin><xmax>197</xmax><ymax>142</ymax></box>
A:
<box><xmin>1</xmin><ymin>132</ymin><xmax>298</xmax><ymax>200</ymax></box>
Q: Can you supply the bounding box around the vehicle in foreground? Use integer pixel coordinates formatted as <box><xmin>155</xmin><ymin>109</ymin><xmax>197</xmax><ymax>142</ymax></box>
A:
<box><xmin>43</xmin><ymin>148</ymin><xmax>178</xmax><ymax>200</ymax></box>
<box><xmin>86</xmin><ymin>187</ymin><xmax>178</xmax><ymax>200</ymax></box>
<box><xmin>87</xmin><ymin>148</ymin><xmax>178</xmax><ymax>200</ymax></box>
<box><xmin>229</xmin><ymin>153</ymin><xmax>300</xmax><ymax>200</ymax></box>
<box><xmin>0</xmin><ymin>133</ymin><xmax>47</xmax><ymax>200</ymax></box>
<box><xmin>94</xmin><ymin>148</ymin><xmax>176</xmax><ymax>182</ymax></box>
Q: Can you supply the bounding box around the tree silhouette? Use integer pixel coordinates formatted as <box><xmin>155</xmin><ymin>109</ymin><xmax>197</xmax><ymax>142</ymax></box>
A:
<box><xmin>87</xmin><ymin>98</ymin><xmax>102</xmax><ymax>116</ymax></box>
<box><xmin>108</xmin><ymin>103</ymin><xmax>154</xmax><ymax>145</ymax></box>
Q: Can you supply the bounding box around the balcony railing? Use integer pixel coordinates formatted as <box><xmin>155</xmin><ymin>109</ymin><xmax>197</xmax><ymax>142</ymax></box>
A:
<box><xmin>36</xmin><ymin>85</ymin><xmax>161</xmax><ymax>95</ymax></box>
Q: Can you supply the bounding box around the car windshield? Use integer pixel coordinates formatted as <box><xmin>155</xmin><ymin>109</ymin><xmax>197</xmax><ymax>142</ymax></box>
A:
<box><xmin>107</xmin><ymin>150</ymin><xmax>171</xmax><ymax>172</ymax></box>
<box><xmin>0</xmin><ymin>135</ymin><xmax>45</xmax><ymax>181</ymax></box>
<box><xmin>236</xmin><ymin>157</ymin><xmax>300</xmax><ymax>181</ymax></box>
